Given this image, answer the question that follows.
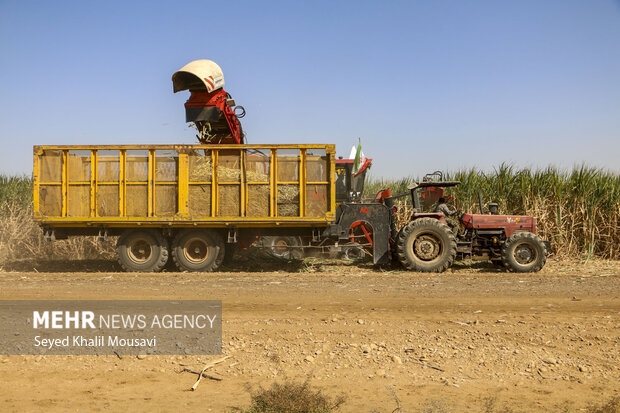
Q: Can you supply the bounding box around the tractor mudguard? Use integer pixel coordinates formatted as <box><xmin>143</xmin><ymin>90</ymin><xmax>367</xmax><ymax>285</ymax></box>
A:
<box><xmin>325</xmin><ymin>203</ymin><xmax>391</xmax><ymax>265</ymax></box>
<box><xmin>411</xmin><ymin>212</ymin><xmax>447</xmax><ymax>222</ymax></box>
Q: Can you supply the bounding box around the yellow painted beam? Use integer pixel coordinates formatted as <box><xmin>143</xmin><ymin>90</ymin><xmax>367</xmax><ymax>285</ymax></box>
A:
<box><xmin>32</xmin><ymin>147</ymin><xmax>40</xmax><ymax>217</ymax></box>
<box><xmin>299</xmin><ymin>149</ymin><xmax>306</xmax><ymax>217</ymax></box>
<box><xmin>271</xmin><ymin>149</ymin><xmax>277</xmax><ymax>217</ymax></box>
<box><xmin>90</xmin><ymin>150</ymin><xmax>97</xmax><ymax>217</ymax></box>
<box><xmin>35</xmin><ymin>144</ymin><xmax>332</xmax><ymax>151</ymax></box>
<box><xmin>211</xmin><ymin>150</ymin><xmax>218</xmax><ymax>217</ymax></box>
<box><xmin>61</xmin><ymin>150</ymin><xmax>68</xmax><ymax>217</ymax></box>
<box><xmin>327</xmin><ymin>145</ymin><xmax>336</xmax><ymax>215</ymax></box>
<box><xmin>34</xmin><ymin>216</ymin><xmax>332</xmax><ymax>224</ymax></box>
<box><xmin>177</xmin><ymin>151</ymin><xmax>189</xmax><ymax>217</ymax></box>
<box><xmin>148</xmin><ymin>149</ymin><xmax>154</xmax><ymax>217</ymax></box>
<box><xmin>240</xmin><ymin>149</ymin><xmax>246</xmax><ymax>217</ymax></box>
<box><xmin>119</xmin><ymin>149</ymin><xmax>126</xmax><ymax>217</ymax></box>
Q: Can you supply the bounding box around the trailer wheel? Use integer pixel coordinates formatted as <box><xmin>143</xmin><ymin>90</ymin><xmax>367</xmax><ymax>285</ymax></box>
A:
<box><xmin>116</xmin><ymin>230</ymin><xmax>169</xmax><ymax>272</ymax></box>
<box><xmin>501</xmin><ymin>232</ymin><xmax>546</xmax><ymax>272</ymax></box>
<box><xmin>397</xmin><ymin>218</ymin><xmax>456</xmax><ymax>272</ymax></box>
<box><xmin>342</xmin><ymin>243</ymin><xmax>365</xmax><ymax>261</ymax></box>
<box><xmin>172</xmin><ymin>230</ymin><xmax>224</xmax><ymax>272</ymax></box>
<box><xmin>263</xmin><ymin>236</ymin><xmax>304</xmax><ymax>260</ymax></box>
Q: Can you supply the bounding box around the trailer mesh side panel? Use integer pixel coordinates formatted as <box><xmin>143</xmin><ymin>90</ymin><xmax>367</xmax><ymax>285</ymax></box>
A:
<box><xmin>34</xmin><ymin>144</ymin><xmax>335</xmax><ymax>225</ymax></box>
<box><xmin>188</xmin><ymin>185</ymin><xmax>211</xmax><ymax>217</ymax></box>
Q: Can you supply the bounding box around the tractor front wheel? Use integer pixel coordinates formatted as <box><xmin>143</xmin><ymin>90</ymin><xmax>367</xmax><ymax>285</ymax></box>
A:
<box><xmin>501</xmin><ymin>232</ymin><xmax>546</xmax><ymax>272</ymax></box>
<box><xmin>397</xmin><ymin>218</ymin><xmax>457</xmax><ymax>272</ymax></box>
<box><xmin>172</xmin><ymin>230</ymin><xmax>224</xmax><ymax>272</ymax></box>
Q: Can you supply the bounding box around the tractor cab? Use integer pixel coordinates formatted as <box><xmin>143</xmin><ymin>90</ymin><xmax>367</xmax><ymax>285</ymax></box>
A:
<box><xmin>407</xmin><ymin>171</ymin><xmax>461</xmax><ymax>214</ymax></box>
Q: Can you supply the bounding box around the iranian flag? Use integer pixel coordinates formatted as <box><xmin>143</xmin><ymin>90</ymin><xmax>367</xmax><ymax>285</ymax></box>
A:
<box><xmin>349</xmin><ymin>138</ymin><xmax>366</xmax><ymax>176</ymax></box>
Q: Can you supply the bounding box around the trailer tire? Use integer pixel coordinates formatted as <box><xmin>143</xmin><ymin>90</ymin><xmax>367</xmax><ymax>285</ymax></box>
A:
<box><xmin>342</xmin><ymin>243</ymin><xmax>364</xmax><ymax>261</ymax></box>
<box><xmin>501</xmin><ymin>232</ymin><xmax>546</xmax><ymax>272</ymax></box>
<box><xmin>172</xmin><ymin>230</ymin><xmax>224</xmax><ymax>272</ymax></box>
<box><xmin>116</xmin><ymin>230</ymin><xmax>169</xmax><ymax>272</ymax></box>
<box><xmin>397</xmin><ymin>218</ymin><xmax>456</xmax><ymax>272</ymax></box>
<box><xmin>263</xmin><ymin>236</ymin><xmax>304</xmax><ymax>260</ymax></box>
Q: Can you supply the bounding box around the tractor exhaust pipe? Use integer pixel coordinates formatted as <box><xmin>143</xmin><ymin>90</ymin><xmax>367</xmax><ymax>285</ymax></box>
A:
<box><xmin>478</xmin><ymin>189</ymin><xmax>484</xmax><ymax>214</ymax></box>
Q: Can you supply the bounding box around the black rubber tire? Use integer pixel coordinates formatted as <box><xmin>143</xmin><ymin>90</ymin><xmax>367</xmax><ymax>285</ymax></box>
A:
<box><xmin>390</xmin><ymin>228</ymin><xmax>404</xmax><ymax>268</ymax></box>
<box><xmin>263</xmin><ymin>236</ymin><xmax>304</xmax><ymax>260</ymax></box>
<box><xmin>501</xmin><ymin>232</ymin><xmax>546</xmax><ymax>272</ymax></box>
<box><xmin>116</xmin><ymin>230</ymin><xmax>168</xmax><ymax>272</ymax></box>
<box><xmin>396</xmin><ymin>218</ymin><xmax>457</xmax><ymax>272</ymax></box>
<box><xmin>172</xmin><ymin>230</ymin><xmax>224</xmax><ymax>272</ymax></box>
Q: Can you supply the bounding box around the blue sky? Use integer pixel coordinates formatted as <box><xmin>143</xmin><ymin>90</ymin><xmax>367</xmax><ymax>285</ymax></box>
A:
<box><xmin>1</xmin><ymin>0</ymin><xmax>619</xmax><ymax>178</ymax></box>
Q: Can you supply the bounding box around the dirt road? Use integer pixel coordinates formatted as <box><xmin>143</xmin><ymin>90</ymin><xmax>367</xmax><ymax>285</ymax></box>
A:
<box><xmin>0</xmin><ymin>258</ymin><xmax>618</xmax><ymax>412</ymax></box>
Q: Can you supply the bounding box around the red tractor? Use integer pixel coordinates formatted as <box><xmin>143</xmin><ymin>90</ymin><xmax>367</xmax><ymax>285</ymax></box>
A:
<box><xmin>389</xmin><ymin>172</ymin><xmax>550</xmax><ymax>272</ymax></box>
<box><xmin>329</xmin><ymin>172</ymin><xmax>550</xmax><ymax>272</ymax></box>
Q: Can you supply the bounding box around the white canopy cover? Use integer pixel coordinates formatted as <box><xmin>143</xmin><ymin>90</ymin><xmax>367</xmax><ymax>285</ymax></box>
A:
<box><xmin>172</xmin><ymin>59</ymin><xmax>225</xmax><ymax>93</ymax></box>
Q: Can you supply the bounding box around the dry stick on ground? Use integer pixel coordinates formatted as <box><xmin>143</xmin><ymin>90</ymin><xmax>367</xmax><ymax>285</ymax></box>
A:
<box><xmin>411</xmin><ymin>360</ymin><xmax>445</xmax><ymax>372</ymax></box>
<box><xmin>450</xmin><ymin>320</ymin><xmax>470</xmax><ymax>326</ymax></box>
<box><xmin>179</xmin><ymin>368</ymin><xmax>223</xmax><ymax>381</ymax></box>
<box><xmin>386</xmin><ymin>385</ymin><xmax>403</xmax><ymax>413</ymax></box>
<box><xmin>537</xmin><ymin>370</ymin><xmax>562</xmax><ymax>380</ymax></box>
<box><xmin>403</xmin><ymin>349</ymin><xmax>445</xmax><ymax>372</ymax></box>
<box><xmin>189</xmin><ymin>355</ymin><xmax>232</xmax><ymax>391</ymax></box>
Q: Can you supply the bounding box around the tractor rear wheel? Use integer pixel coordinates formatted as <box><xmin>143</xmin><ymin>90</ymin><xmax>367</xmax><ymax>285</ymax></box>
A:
<box><xmin>172</xmin><ymin>230</ymin><xmax>224</xmax><ymax>272</ymax></box>
<box><xmin>501</xmin><ymin>232</ymin><xmax>546</xmax><ymax>272</ymax></box>
<box><xmin>116</xmin><ymin>230</ymin><xmax>169</xmax><ymax>272</ymax></box>
<box><xmin>397</xmin><ymin>218</ymin><xmax>457</xmax><ymax>272</ymax></box>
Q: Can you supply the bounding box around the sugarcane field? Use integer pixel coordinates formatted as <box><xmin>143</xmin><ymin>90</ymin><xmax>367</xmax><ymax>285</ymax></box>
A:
<box><xmin>0</xmin><ymin>2</ymin><xmax>619</xmax><ymax>413</ymax></box>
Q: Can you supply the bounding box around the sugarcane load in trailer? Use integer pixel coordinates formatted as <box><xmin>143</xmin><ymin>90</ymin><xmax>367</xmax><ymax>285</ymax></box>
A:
<box><xmin>33</xmin><ymin>59</ymin><xmax>549</xmax><ymax>273</ymax></box>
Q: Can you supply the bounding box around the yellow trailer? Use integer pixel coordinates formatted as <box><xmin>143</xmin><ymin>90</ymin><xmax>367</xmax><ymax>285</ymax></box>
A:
<box><xmin>33</xmin><ymin>144</ymin><xmax>338</xmax><ymax>271</ymax></box>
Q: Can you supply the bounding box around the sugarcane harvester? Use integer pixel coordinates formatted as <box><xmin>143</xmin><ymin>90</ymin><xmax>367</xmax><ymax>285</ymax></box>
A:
<box><xmin>172</xmin><ymin>59</ymin><xmax>245</xmax><ymax>144</ymax></box>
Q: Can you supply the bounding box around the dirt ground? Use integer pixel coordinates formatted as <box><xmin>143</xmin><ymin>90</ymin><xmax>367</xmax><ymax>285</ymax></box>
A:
<box><xmin>0</xmin><ymin>257</ymin><xmax>618</xmax><ymax>412</ymax></box>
